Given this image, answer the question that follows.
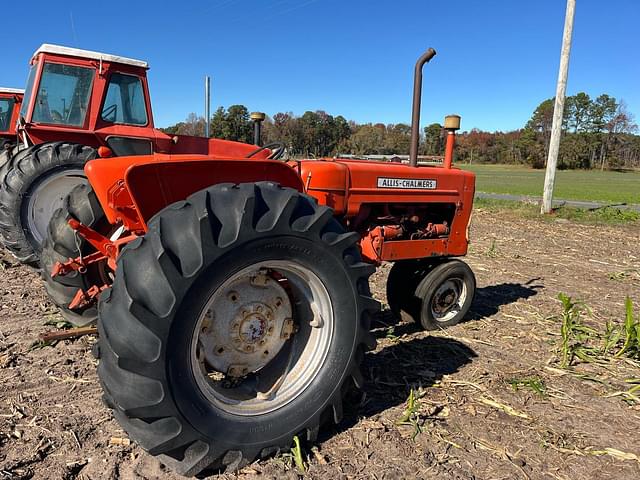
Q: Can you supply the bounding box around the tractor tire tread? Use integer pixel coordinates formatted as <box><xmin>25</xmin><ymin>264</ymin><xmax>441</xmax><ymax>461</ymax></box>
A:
<box><xmin>40</xmin><ymin>183</ymin><xmax>106</xmax><ymax>326</ymax></box>
<box><xmin>0</xmin><ymin>142</ymin><xmax>96</xmax><ymax>266</ymax></box>
<box><xmin>97</xmin><ymin>181</ymin><xmax>379</xmax><ymax>476</ymax></box>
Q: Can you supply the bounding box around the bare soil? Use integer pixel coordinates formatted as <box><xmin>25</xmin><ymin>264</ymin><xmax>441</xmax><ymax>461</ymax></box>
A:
<box><xmin>1</xmin><ymin>209</ymin><xmax>639</xmax><ymax>480</ymax></box>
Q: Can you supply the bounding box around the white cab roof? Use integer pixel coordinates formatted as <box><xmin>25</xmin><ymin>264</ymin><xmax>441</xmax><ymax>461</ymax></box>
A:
<box><xmin>0</xmin><ymin>87</ymin><xmax>24</xmax><ymax>94</ymax></box>
<box><xmin>34</xmin><ymin>44</ymin><xmax>149</xmax><ymax>69</ymax></box>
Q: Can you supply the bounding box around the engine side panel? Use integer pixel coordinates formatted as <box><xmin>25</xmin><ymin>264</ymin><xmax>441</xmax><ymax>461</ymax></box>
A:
<box><xmin>300</xmin><ymin>158</ymin><xmax>475</xmax><ymax>260</ymax></box>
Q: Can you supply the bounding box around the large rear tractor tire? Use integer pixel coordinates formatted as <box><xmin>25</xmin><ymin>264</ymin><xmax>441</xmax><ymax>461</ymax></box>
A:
<box><xmin>0</xmin><ymin>139</ymin><xmax>12</xmax><ymax>154</ymax></box>
<box><xmin>98</xmin><ymin>182</ymin><xmax>379</xmax><ymax>476</ymax></box>
<box><xmin>387</xmin><ymin>259</ymin><xmax>475</xmax><ymax>330</ymax></box>
<box><xmin>0</xmin><ymin>142</ymin><xmax>95</xmax><ymax>266</ymax></box>
<box><xmin>40</xmin><ymin>184</ymin><xmax>110</xmax><ymax>326</ymax></box>
<box><xmin>0</xmin><ymin>142</ymin><xmax>20</xmax><ymax>170</ymax></box>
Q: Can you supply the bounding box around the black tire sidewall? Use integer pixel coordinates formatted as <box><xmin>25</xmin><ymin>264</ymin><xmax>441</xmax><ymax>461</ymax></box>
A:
<box><xmin>0</xmin><ymin>142</ymin><xmax>95</xmax><ymax>265</ymax></box>
<box><xmin>417</xmin><ymin>260</ymin><xmax>476</xmax><ymax>330</ymax></box>
<box><xmin>167</xmin><ymin>234</ymin><xmax>360</xmax><ymax>448</ymax></box>
<box><xmin>40</xmin><ymin>184</ymin><xmax>107</xmax><ymax>326</ymax></box>
<box><xmin>387</xmin><ymin>259</ymin><xmax>443</xmax><ymax>322</ymax></box>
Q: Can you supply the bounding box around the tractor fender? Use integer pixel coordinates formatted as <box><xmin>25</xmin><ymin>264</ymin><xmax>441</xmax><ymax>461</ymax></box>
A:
<box><xmin>121</xmin><ymin>158</ymin><xmax>305</xmax><ymax>230</ymax></box>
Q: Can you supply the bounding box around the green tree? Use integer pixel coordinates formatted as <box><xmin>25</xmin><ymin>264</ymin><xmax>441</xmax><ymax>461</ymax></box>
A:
<box><xmin>209</xmin><ymin>106</ymin><xmax>226</xmax><ymax>138</ymax></box>
<box><xmin>423</xmin><ymin>123</ymin><xmax>442</xmax><ymax>155</ymax></box>
<box><xmin>349</xmin><ymin>124</ymin><xmax>385</xmax><ymax>155</ymax></box>
<box><xmin>565</xmin><ymin>92</ymin><xmax>591</xmax><ymax>133</ymax></box>
<box><xmin>224</xmin><ymin>105</ymin><xmax>252</xmax><ymax>143</ymax></box>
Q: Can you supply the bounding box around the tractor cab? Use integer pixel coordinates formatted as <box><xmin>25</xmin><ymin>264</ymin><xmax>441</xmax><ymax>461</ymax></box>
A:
<box><xmin>0</xmin><ymin>88</ymin><xmax>23</xmax><ymax>140</ymax></box>
<box><xmin>17</xmin><ymin>44</ymin><xmax>167</xmax><ymax>155</ymax></box>
<box><xmin>0</xmin><ymin>44</ymin><xmax>270</xmax><ymax>268</ymax></box>
<box><xmin>17</xmin><ymin>44</ymin><xmax>264</xmax><ymax>158</ymax></box>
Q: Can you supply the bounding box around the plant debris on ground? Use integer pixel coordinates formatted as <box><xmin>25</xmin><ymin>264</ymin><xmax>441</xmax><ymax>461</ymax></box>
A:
<box><xmin>0</xmin><ymin>209</ymin><xmax>639</xmax><ymax>479</ymax></box>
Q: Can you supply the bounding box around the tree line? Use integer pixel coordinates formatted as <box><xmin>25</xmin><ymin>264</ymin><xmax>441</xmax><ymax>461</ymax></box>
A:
<box><xmin>163</xmin><ymin>92</ymin><xmax>639</xmax><ymax>170</ymax></box>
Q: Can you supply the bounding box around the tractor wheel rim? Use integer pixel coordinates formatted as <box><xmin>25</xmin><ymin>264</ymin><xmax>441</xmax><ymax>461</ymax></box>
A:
<box><xmin>191</xmin><ymin>260</ymin><xmax>334</xmax><ymax>416</ymax></box>
<box><xmin>26</xmin><ymin>169</ymin><xmax>87</xmax><ymax>246</ymax></box>
<box><xmin>431</xmin><ymin>278</ymin><xmax>466</xmax><ymax>322</ymax></box>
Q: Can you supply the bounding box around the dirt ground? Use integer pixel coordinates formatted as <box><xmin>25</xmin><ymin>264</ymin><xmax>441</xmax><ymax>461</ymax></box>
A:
<box><xmin>1</xmin><ymin>208</ymin><xmax>639</xmax><ymax>480</ymax></box>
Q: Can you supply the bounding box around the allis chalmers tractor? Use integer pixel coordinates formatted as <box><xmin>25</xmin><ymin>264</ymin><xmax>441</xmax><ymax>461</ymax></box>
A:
<box><xmin>0</xmin><ymin>87</ymin><xmax>23</xmax><ymax>154</ymax></box>
<box><xmin>44</xmin><ymin>48</ymin><xmax>476</xmax><ymax>475</ymax></box>
<box><xmin>0</xmin><ymin>44</ymin><xmax>272</xmax><ymax>266</ymax></box>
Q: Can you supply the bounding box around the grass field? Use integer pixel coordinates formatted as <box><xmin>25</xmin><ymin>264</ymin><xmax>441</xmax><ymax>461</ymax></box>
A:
<box><xmin>474</xmin><ymin>197</ymin><xmax>640</xmax><ymax>225</ymax></box>
<box><xmin>459</xmin><ymin>164</ymin><xmax>640</xmax><ymax>204</ymax></box>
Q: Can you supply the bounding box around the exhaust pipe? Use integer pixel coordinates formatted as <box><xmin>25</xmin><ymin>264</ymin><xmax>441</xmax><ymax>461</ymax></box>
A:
<box><xmin>409</xmin><ymin>48</ymin><xmax>437</xmax><ymax>167</ymax></box>
<box><xmin>251</xmin><ymin>112</ymin><xmax>266</xmax><ymax>146</ymax></box>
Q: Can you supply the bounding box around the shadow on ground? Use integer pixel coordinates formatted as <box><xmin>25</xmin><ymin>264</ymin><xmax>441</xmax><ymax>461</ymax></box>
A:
<box><xmin>373</xmin><ymin>278</ymin><xmax>544</xmax><ymax>336</ymax></box>
<box><xmin>330</xmin><ymin>278</ymin><xmax>543</xmax><ymax>432</ymax></box>
<box><xmin>321</xmin><ymin>335</ymin><xmax>477</xmax><ymax>442</ymax></box>
<box><xmin>468</xmin><ymin>278</ymin><xmax>543</xmax><ymax>321</ymax></box>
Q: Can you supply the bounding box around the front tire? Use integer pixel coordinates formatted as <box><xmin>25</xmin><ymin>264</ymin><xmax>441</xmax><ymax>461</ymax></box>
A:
<box><xmin>97</xmin><ymin>182</ymin><xmax>378</xmax><ymax>476</ymax></box>
<box><xmin>0</xmin><ymin>142</ymin><xmax>96</xmax><ymax>266</ymax></box>
<box><xmin>387</xmin><ymin>259</ymin><xmax>475</xmax><ymax>330</ymax></box>
<box><xmin>40</xmin><ymin>184</ymin><xmax>110</xmax><ymax>326</ymax></box>
<box><xmin>386</xmin><ymin>259</ymin><xmax>442</xmax><ymax>323</ymax></box>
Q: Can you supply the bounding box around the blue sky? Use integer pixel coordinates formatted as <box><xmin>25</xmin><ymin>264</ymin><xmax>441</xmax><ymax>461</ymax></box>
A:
<box><xmin>1</xmin><ymin>0</ymin><xmax>638</xmax><ymax>131</ymax></box>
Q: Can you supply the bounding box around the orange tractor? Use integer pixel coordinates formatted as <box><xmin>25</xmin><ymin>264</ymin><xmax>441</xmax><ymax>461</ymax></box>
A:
<box><xmin>0</xmin><ymin>87</ymin><xmax>23</xmax><ymax>154</ymax></box>
<box><xmin>45</xmin><ymin>48</ymin><xmax>477</xmax><ymax>475</ymax></box>
<box><xmin>0</xmin><ymin>44</ymin><xmax>274</xmax><ymax>266</ymax></box>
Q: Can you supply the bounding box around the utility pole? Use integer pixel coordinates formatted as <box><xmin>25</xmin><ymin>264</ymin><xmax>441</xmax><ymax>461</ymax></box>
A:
<box><xmin>541</xmin><ymin>0</ymin><xmax>576</xmax><ymax>214</ymax></box>
<box><xmin>204</xmin><ymin>76</ymin><xmax>211</xmax><ymax>138</ymax></box>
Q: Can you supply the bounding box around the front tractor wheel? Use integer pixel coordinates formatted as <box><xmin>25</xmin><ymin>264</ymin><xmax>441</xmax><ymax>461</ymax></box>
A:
<box><xmin>0</xmin><ymin>142</ymin><xmax>96</xmax><ymax>266</ymax></box>
<box><xmin>40</xmin><ymin>184</ymin><xmax>110</xmax><ymax>326</ymax></box>
<box><xmin>387</xmin><ymin>259</ymin><xmax>475</xmax><ymax>330</ymax></box>
<box><xmin>98</xmin><ymin>182</ymin><xmax>378</xmax><ymax>476</ymax></box>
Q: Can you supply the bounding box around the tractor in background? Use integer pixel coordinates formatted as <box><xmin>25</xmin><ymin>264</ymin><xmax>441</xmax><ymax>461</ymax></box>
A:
<box><xmin>0</xmin><ymin>87</ymin><xmax>23</xmax><ymax>155</ymax></box>
<box><xmin>45</xmin><ymin>48</ymin><xmax>477</xmax><ymax>476</ymax></box>
<box><xmin>0</xmin><ymin>44</ymin><xmax>273</xmax><ymax>266</ymax></box>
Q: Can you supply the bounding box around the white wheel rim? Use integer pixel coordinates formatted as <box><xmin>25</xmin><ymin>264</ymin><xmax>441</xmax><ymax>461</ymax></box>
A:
<box><xmin>191</xmin><ymin>260</ymin><xmax>334</xmax><ymax>416</ymax></box>
<box><xmin>25</xmin><ymin>169</ymin><xmax>87</xmax><ymax>245</ymax></box>
<box><xmin>431</xmin><ymin>278</ymin><xmax>467</xmax><ymax>322</ymax></box>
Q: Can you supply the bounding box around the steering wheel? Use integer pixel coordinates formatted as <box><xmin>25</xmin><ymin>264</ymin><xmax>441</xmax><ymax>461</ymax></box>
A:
<box><xmin>245</xmin><ymin>142</ymin><xmax>286</xmax><ymax>160</ymax></box>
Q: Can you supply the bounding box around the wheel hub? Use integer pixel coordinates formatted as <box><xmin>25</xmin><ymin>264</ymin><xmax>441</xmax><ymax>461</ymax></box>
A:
<box><xmin>198</xmin><ymin>270</ymin><xmax>292</xmax><ymax>377</ymax></box>
<box><xmin>431</xmin><ymin>278</ymin><xmax>466</xmax><ymax>322</ymax></box>
<box><xmin>25</xmin><ymin>169</ymin><xmax>87</xmax><ymax>246</ymax></box>
<box><xmin>435</xmin><ymin>287</ymin><xmax>458</xmax><ymax>312</ymax></box>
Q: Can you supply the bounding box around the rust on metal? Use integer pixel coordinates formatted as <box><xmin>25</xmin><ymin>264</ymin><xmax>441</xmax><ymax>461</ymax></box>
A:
<box><xmin>39</xmin><ymin>326</ymin><xmax>98</xmax><ymax>343</ymax></box>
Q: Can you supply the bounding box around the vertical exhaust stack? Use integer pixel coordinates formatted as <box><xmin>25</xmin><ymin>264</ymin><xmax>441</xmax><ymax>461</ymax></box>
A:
<box><xmin>204</xmin><ymin>76</ymin><xmax>211</xmax><ymax>138</ymax></box>
<box><xmin>409</xmin><ymin>48</ymin><xmax>437</xmax><ymax>167</ymax></box>
<box><xmin>251</xmin><ymin>112</ymin><xmax>266</xmax><ymax>146</ymax></box>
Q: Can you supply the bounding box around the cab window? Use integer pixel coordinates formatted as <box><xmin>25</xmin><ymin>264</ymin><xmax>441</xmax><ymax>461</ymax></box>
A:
<box><xmin>101</xmin><ymin>73</ymin><xmax>148</xmax><ymax>125</ymax></box>
<box><xmin>20</xmin><ymin>66</ymin><xmax>37</xmax><ymax>118</ymax></box>
<box><xmin>32</xmin><ymin>63</ymin><xmax>95</xmax><ymax>127</ymax></box>
<box><xmin>0</xmin><ymin>98</ymin><xmax>15</xmax><ymax>131</ymax></box>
